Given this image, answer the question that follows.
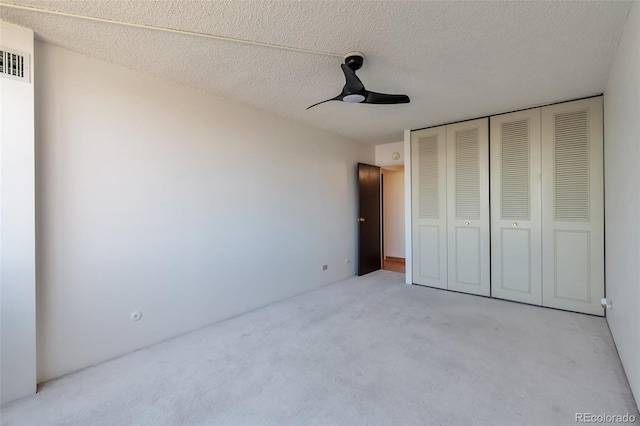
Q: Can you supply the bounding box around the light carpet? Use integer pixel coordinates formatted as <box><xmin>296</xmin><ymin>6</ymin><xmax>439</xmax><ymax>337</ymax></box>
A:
<box><xmin>1</xmin><ymin>270</ymin><xmax>638</xmax><ymax>425</ymax></box>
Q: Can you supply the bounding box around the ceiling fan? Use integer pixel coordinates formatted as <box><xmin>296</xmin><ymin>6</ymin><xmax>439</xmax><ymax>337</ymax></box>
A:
<box><xmin>307</xmin><ymin>51</ymin><xmax>410</xmax><ymax>110</ymax></box>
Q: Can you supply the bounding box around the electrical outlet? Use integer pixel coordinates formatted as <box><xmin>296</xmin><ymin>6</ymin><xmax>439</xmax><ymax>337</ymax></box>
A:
<box><xmin>322</xmin><ymin>264</ymin><xmax>328</xmax><ymax>270</ymax></box>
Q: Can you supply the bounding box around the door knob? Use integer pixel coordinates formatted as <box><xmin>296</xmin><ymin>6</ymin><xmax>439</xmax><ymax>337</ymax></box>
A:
<box><xmin>355</xmin><ymin>217</ymin><xmax>365</xmax><ymax>222</ymax></box>
<box><xmin>464</xmin><ymin>220</ymin><xmax>470</xmax><ymax>226</ymax></box>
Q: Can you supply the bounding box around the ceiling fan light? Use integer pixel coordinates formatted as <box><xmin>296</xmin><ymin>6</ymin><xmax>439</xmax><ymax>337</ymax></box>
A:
<box><xmin>343</xmin><ymin>94</ymin><xmax>365</xmax><ymax>103</ymax></box>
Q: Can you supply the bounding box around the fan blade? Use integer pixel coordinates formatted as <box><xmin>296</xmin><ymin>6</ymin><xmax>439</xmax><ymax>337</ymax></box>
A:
<box><xmin>364</xmin><ymin>91</ymin><xmax>410</xmax><ymax>105</ymax></box>
<box><xmin>340</xmin><ymin>64</ymin><xmax>364</xmax><ymax>93</ymax></box>
<box><xmin>306</xmin><ymin>95</ymin><xmax>342</xmax><ymax>110</ymax></box>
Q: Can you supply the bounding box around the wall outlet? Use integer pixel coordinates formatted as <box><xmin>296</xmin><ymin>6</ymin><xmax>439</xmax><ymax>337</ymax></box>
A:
<box><xmin>322</xmin><ymin>264</ymin><xmax>328</xmax><ymax>270</ymax></box>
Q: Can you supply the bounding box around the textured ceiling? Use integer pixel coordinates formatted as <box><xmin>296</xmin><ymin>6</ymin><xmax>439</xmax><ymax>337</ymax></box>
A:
<box><xmin>0</xmin><ymin>1</ymin><xmax>632</xmax><ymax>145</ymax></box>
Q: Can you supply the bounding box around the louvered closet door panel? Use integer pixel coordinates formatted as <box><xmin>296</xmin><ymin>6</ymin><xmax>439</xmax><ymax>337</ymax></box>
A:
<box><xmin>541</xmin><ymin>97</ymin><xmax>604</xmax><ymax>316</ymax></box>
<box><xmin>446</xmin><ymin>118</ymin><xmax>490</xmax><ymax>296</ymax></box>
<box><xmin>411</xmin><ymin>126</ymin><xmax>448</xmax><ymax>288</ymax></box>
<box><xmin>490</xmin><ymin>109</ymin><xmax>542</xmax><ymax>305</ymax></box>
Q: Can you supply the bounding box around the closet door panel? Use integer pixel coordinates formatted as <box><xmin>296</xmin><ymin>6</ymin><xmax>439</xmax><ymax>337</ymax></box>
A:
<box><xmin>501</xmin><ymin>229</ymin><xmax>532</xmax><ymax>293</ymax></box>
<box><xmin>554</xmin><ymin>231</ymin><xmax>590</xmax><ymax>301</ymax></box>
<box><xmin>418</xmin><ymin>225</ymin><xmax>441</xmax><ymax>281</ymax></box>
<box><xmin>455</xmin><ymin>227</ymin><xmax>481</xmax><ymax>285</ymax></box>
<box><xmin>446</xmin><ymin>118</ymin><xmax>490</xmax><ymax>296</ymax></box>
<box><xmin>541</xmin><ymin>97</ymin><xmax>604</xmax><ymax>316</ymax></box>
<box><xmin>490</xmin><ymin>109</ymin><xmax>542</xmax><ymax>305</ymax></box>
<box><xmin>411</xmin><ymin>126</ymin><xmax>448</xmax><ymax>288</ymax></box>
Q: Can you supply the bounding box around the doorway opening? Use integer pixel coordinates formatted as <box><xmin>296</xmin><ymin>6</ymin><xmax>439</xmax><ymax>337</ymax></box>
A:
<box><xmin>381</xmin><ymin>166</ymin><xmax>405</xmax><ymax>273</ymax></box>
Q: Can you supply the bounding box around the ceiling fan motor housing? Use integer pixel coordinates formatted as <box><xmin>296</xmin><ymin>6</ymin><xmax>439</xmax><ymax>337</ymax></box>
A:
<box><xmin>344</xmin><ymin>51</ymin><xmax>364</xmax><ymax>71</ymax></box>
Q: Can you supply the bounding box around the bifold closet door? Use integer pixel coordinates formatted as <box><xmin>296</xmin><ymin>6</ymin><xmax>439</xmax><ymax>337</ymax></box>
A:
<box><xmin>541</xmin><ymin>97</ymin><xmax>604</xmax><ymax>316</ymax></box>
<box><xmin>490</xmin><ymin>109</ymin><xmax>542</xmax><ymax>305</ymax></box>
<box><xmin>411</xmin><ymin>126</ymin><xmax>448</xmax><ymax>289</ymax></box>
<box><xmin>446</xmin><ymin>118</ymin><xmax>490</xmax><ymax>296</ymax></box>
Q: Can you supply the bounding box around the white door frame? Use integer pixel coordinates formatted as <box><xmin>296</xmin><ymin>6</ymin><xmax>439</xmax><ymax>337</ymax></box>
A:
<box><xmin>404</xmin><ymin>130</ymin><xmax>413</xmax><ymax>284</ymax></box>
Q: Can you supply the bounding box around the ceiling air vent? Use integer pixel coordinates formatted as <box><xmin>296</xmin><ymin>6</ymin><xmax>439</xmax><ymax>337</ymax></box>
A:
<box><xmin>0</xmin><ymin>47</ymin><xmax>30</xmax><ymax>83</ymax></box>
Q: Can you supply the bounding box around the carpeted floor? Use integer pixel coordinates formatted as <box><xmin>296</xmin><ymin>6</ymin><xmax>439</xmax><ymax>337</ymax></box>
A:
<box><xmin>1</xmin><ymin>270</ymin><xmax>638</xmax><ymax>425</ymax></box>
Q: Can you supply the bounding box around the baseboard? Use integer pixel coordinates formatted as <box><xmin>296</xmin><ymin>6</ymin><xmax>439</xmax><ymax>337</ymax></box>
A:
<box><xmin>384</xmin><ymin>256</ymin><xmax>405</xmax><ymax>264</ymax></box>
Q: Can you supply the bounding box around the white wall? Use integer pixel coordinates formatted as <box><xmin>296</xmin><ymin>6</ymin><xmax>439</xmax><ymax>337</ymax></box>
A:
<box><xmin>382</xmin><ymin>168</ymin><xmax>405</xmax><ymax>259</ymax></box>
<box><xmin>0</xmin><ymin>22</ymin><xmax>37</xmax><ymax>404</ymax></box>
<box><xmin>603</xmin><ymin>1</ymin><xmax>640</xmax><ymax>404</ymax></box>
<box><xmin>35</xmin><ymin>42</ymin><xmax>373</xmax><ymax>382</ymax></box>
<box><xmin>375</xmin><ymin>141</ymin><xmax>404</xmax><ymax>167</ymax></box>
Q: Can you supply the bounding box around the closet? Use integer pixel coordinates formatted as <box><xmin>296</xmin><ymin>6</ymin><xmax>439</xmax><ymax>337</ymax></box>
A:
<box><xmin>411</xmin><ymin>97</ymin><xmax>604</xmax><ymax>316</ymax></box>
<box><xmin>411</xmin><ymin>118</ymin><xmax>490</xmax><ymax>296</ymax></box>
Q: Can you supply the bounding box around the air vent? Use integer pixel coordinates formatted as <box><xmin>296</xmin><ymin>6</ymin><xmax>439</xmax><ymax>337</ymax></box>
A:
<box><xmin>554</xmin><ymin>109</ymin><xmax>589</xmax><ymax>221</ymax></box>
<box><xmin>418</xmin><ymin>135</ymin><xmax>439</xmax><ymax>219</ymax></box>
<box><xmin>0</xmin><ymin>47</ymin><xmax>30</xmax><ymax>83</ymax></box>
<box><xmin>455</xmin><ymin>128</ymin><xmax>480</xmax><ymax>219</ymax></box>
<box><xmin>501</xmin><ymin>119</ymin><xmax>530</xmax><ymax>220</ymax></box>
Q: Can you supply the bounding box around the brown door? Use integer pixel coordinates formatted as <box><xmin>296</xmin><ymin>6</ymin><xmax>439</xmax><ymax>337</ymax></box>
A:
<box><xmin>357</xmin><ymin>163</ymin><xmax>381</xmax><ymax>276</ymax></box>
